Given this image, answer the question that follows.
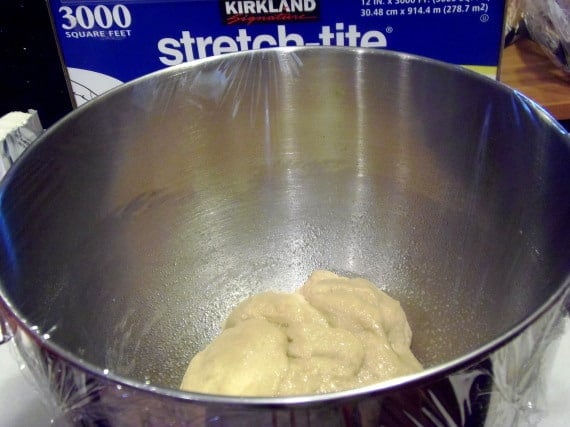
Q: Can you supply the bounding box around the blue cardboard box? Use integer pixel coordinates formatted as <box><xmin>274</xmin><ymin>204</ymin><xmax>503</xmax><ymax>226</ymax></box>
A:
<box><xmin>48</xmin><ymin>0</ymin><xmax>506</xmax><ymax>106</ymax></box>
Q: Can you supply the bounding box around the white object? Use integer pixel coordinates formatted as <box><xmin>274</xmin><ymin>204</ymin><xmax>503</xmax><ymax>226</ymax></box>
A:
<box><xmin>0</xmin><ymin>110</ymin><xmax>43</xmax><ymax>178</ymax></box>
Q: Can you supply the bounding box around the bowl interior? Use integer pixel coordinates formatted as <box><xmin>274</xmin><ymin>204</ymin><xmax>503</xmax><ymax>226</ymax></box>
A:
<box><xmin>1</xmin><ymin>48</ymin><xmax>569</xmax><ymax>390</ymax></box>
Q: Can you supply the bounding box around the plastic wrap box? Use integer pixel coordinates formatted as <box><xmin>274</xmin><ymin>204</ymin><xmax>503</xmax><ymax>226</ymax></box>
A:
<box><xmin>47</xmin><ymin>0</ymin><xmax>506</xmax><ymax>107</ymax></box>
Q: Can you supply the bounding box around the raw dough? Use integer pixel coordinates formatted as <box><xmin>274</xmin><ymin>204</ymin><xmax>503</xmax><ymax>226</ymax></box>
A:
<box><xmin>180</xmin><ymin>270</ymin><xmax>422</xmax><ymax>396</ymax></box>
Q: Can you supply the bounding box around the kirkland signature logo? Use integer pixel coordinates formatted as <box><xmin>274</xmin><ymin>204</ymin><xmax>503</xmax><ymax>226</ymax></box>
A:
<box><xmin>221</xmin><ymin>0</ymin><xmax>320</xmax><ymax>25</ymax></box>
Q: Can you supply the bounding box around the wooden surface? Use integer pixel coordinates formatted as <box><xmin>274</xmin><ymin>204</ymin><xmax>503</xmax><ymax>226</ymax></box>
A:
<box><xmin>500</xmin><ymin>38</ymin><xmax>570</xmax><ymax>120</ymax></box>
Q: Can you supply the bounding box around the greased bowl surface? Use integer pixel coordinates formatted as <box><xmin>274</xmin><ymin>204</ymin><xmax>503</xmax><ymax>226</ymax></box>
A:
<box><xmin>0</xmin><ymin>48</ymin><xmax>569</xmax><ymax>426</ymax></box>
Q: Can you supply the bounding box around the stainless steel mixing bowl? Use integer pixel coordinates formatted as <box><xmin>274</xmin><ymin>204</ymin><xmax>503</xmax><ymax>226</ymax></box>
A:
<box><xmin>0</xmin><ymin>47</ymin><xmax>569</xmax><ymax>426</ymax></box>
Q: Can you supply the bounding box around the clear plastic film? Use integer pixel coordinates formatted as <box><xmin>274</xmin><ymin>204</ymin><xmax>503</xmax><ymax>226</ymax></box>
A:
<box><xmin>0</xmin><ymin>48</ymin><xmax>570</xmax><ymax>426</ymax></box>
<box><xmin>504</xmin><ymin>0</ymin><xmax>525</xmax><ymax>46</ymax></box>
<box><xmin>4</xmin><ymin>292</ymin><xmax>569</xmax><ymax>426</ymax></box>
<box><xmin>518</xmin><ymin>0</ymin><xmax>570</xmax><ymax>73</ymax></box>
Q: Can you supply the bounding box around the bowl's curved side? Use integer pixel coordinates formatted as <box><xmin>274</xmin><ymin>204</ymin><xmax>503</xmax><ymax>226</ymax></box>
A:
<box><xmin>0</xmin><ymin>47</ymin><xmax>568</xmax><ymax>423</ymax></box>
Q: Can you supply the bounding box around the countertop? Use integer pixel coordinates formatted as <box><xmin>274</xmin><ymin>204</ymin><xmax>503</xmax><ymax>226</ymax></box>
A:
<box><xmin>500</xmin><ymin>39</ymin><xmax>570</xmax><ymax>121</ymax></box>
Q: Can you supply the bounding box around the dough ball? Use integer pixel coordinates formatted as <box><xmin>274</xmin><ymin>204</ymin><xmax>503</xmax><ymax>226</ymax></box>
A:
<box><xmin>180</xmin><ymin>270</ymin><xmax>422</xmax><ymax>396</ymax></box>
<box><xmin>180</xmin><ymin>318</ymin><xmax>288</xmax><ymax>396</ymax></box>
